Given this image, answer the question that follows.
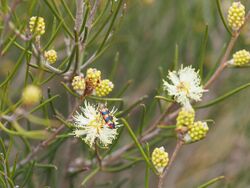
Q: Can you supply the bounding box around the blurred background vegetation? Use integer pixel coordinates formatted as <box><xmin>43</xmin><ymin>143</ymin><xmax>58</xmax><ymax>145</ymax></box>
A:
<box><xmin>1</xmin><ymin>0</ymin><xmax>250</xmax><ymax>187</ymax></box>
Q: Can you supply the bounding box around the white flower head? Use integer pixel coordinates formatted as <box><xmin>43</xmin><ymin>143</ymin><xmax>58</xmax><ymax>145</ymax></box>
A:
<box><xmin>163</xmin><ymin>65</ymin><xmax>207</xmax><ymax>109</ymax></box>
<box><xmin>72</xmin><ymin>102</ymin><xmax>121</xmax><ymax>148</ymax></box>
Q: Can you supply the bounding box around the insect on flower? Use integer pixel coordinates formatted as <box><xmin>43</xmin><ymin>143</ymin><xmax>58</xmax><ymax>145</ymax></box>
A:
<box><xmin>72</xmin><ymin>102</ymin><xmax>120</xmax><ymax>148</ymax></box>
<box><xmin>99</xmin><ymin>104</ymin><xmax>116</xmax><ymax>129</ymax></box>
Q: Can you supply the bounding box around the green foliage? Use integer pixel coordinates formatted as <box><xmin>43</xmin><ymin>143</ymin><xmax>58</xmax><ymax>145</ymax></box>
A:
<box><xmin>0</xmin><ymin>0</ymin><xmax>250</xmax><ymax>188</ymax></box>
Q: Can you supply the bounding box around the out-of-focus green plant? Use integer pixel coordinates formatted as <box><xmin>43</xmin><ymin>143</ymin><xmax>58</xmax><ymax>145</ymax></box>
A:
<box><xmin>0</xmin><ymin>0</ymin><xmax>250</xmax><ymax>188</ymax></box>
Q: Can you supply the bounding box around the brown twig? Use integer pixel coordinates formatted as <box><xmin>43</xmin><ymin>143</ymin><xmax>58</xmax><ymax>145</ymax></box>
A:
<box><xmin>95</xmin><ymin>140</ymin><xmax>103</xmax><ymax>169</ymax></box>
<box><xmin>205</xmin><ymin>11</ymin><xmax>250</xmax><ymax>89</ymax></box>
<box><xmin>17</xmin><ymin>98</ymin><xmax>83</xmax><ymax>168</ymax></box>
<box><xmin>158</xmin><ymin>140</ymin><xmax>183</xmax><ymax>188</ymax></box>
<box><xmin>0</xmin><ymin>0</ymin><xmax>22</xmax><ymax>52</ymax></box>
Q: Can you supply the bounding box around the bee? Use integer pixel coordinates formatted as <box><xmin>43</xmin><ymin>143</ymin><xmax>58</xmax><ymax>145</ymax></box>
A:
<box><xmin>99</xmin><ymin>105</ymin><xmax>115</xmax><ymax>129</ymax></box>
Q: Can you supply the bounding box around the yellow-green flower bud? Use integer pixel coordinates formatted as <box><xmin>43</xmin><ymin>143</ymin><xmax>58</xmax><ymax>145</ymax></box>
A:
<box><xmin>44</xmin><ymin>50</ymin><xmax>57</xmax><ymax>64</ymax></box>
<box><xmin>176</xmin><ymin>108</ymin><xmax>195</xmax><ymax>128</ymax></box>
<box><xmin>151</xmin><ymin>147</ymin><xmax>169</xmax><ymax>174</ymax></box>
<box><xmin>231</xmin><ymin>49</ymin><xmax>250</xmax><ymax>66</ymax></box>
<box><xmin>183</xmin><ymin>121</ymin><xmax>209</xmax><ymax>143</ymax></box>
<box><xmin>22</xmin><ymin>85</ymin><xmax>42</xmax><ymax>106</ymax></box>
<box><xmin>143</xmin><ymin>0</ymin><xmax>155</xmax><ymax>5</ymax></box>
<box><xmin>29</xmin><ymin>16</ymin><xmax>45</xmax><ymax>36</ymax></box>
<box><xmin>72</xmin><ymin>76</ymin><xmax>86</xmax><ymax>95</ymax></box>
<box><xmin>85</xmin><ymin>68</ymin><xmax>101</xmax><ymax>87</ymax></box>
<box><xmin>227</xmin><ymin>2</ymin><xmax>245</xmax><ymax>31</ymax></box>
<box><xmin>95</xmin><ymin>79</ymin><xmax>114</xmax><ymax>97</ymax></box>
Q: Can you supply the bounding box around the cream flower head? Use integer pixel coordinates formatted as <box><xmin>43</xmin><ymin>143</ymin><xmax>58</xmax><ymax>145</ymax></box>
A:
<box><xmin>72</xmin><ymin>102</ymin><xmax>121</xmax><ymax>148</ymax></box>
<box><xmin>163</xmin><ymin>65</ymin><xmax>206</xmax><ymax>109</ymax></box>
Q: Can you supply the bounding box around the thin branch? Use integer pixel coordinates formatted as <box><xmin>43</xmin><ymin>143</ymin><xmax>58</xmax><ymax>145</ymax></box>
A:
<box><xmin>205</xmin><ymin>11</ymin><xmax>250</xmax><ymax>89</ymax></box>
<box><xmin>75</xmin><ymin>0</ymin><xmax>84</xmax><ymax>33</ymax></box>
<box><xmin>16</xmin><ymin>98</ymin><xmax>84</xmax><ymax>168</ymax></box>
<box><xmin>95</xmin><ymin>140</ymin><xmax>103</xmax><ymax>169</ymax></box>
<box><xmin>158</xmin><ymin>140</ymin><xmax>183</xmax><ymax>188</ymax></box>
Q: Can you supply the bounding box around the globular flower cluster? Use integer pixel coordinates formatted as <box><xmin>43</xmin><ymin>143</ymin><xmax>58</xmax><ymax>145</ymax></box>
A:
<box><xmin>227</xmin><ymin>2</ymin><xmax>245</xmax><ymax>31</ymax></box>
<box><xmin>72</xmin><ymin>102</ymin><xmax>121</xmax><ymax>148</ymax></box>
<box><xmin>44</xmin><ymin>50</ymin><xmax>57</xmax><ymax>64</ymax></box>
<box><xmin>184</xmin><ymin>121</ymin><xmax>209</xmax><ymax>143</ymax></box>
<box><xmin>72</xmin><ymin>76</ymin><xmax>86</xmax><ymax>95</ymax></box>
<box><xmin>176</xmin><ymin>108</ymin><xmax>209</xmax><ymax>144</ymax></box>
<box><xmin>96</xmin><ymin>79</ymin><xmax>114</xmax><ymax>97</ymax></box>
<box><xmin>86</xmin><ymin>68</ymin><xmax>101</xmax><ymax>87</ymax></box>
<box><xmin>29</xmin><ymin>16</ymin><xmax>45</xmax><ymax>36</ymax></box>
<box><xmin>229</xmin><ymin>49</ymin><xmax>250</xmax><ymax>66</ymax></box>
<box><xmin>71</xmin><ymin>68</ymin><xmax>114</xmax><ymax>97</ymax></box>
<box><xmin>151</xmin><ymin>147</ymin><xmax>169</xmax><ymax>174</ymax></box>
<box><xmin>22</xmin><ymin>85</ymin><xmax>42</xmax><ymax>106</ymax></box>
<box><xmin>176</xmin><ymin>108</ymin><xmax>195</xmax><ymax>129</ymax></box>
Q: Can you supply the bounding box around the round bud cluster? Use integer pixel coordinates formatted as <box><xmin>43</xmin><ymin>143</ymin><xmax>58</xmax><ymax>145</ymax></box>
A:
<box><xmin>72</xmin><ymin>76</ymin><xmax>86</xmax><ymax>95</ymax></box>
<box><xmin>95</xmin><ymin>79</ymin><xmax>114</xmax><ymax>97</ymax></box>
<box><xmin>86</xmin><ymin>68</ymin><xmax>101</xmax><ymax>87</ymax></box>
<box><xmin>176</xmin><ymin>108</ymin><xmax>195</xmax><ymax>128</ymax></box>
<box><xmin>151</xmin><ymin>147</ymin><xmax>169</xmax><ymax>174</ymax></box>
<box><xmin>29</xmin><ymin>16</ymin><xmax>45</xmax><ymax>36</ymax></box>
<box><xmin>227</xmin><ymin>2</ymin><xmax>245</xmax><ymax>31</ymax></box>
<box><xmin>22</xmin><ymin>85</ymin><xmax>42</xmax><ymax>106</ymax></box>
<box><xmin>44</xmin><ymin>50</ymin><xmax>57</xmax><ymax>64</ymax></box>
<box><xmin>183</xmin><ymin>121</ymin><xmax>209</xmax><ymax>143</ymax></box>
<box><xmin>232</xmin><ymin>49</ymin><xmax>250</xmax><ymax>66</ymax></box>
<box><xmin>71</xmin><ymin>68</ymin><xmax>114</xmax><ymax>97</ymax></box>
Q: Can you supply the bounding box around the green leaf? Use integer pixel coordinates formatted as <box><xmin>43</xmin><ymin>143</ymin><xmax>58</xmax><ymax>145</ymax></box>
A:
<box><xmin>55</xmin><ymin>115</ymin><xmax>73</xmax><ymax>129</ymax></box>
<box><xmin>43</xmin><ymin>20</ymin><xmax>63</xmax><ymax>50</ymax></box>
<box><xmin>198</xmin><ymin>176</ymin><xmax>224</xmax><ymax>188</ymax></box>
<box><xmin>0</xmin><ymin>139</ymin><xmax>6</xmax><ymax>157</ymax></box>
<box><xmin>61</xmin><ymin>0</ymin><xmax>75</xmax><ymax>21</ymax></box>
<box><xmin>137</xmin><ymin>104</ymin><xmax>146</xmax><ymax>136</ymax></box>
<box><xmin>121</xmin><ymin>118</ymin><xmax>153</xmax><ymax>169</ymax></box>
<box><xmin>29</xmin><ymin>95</ymin><xmax>59</xmax><ymax>114</ymax></box>
<box><xmin>116</xmin><ymin>95</ymin><xmax>148</xmax><ymax>117</ymax></box>
<box><xmin>47</xmin><ymin>88</ymin><xmax>57</xmax><ymax>115</ymax></box>
<box><xmin>1</xmin><ymin>35</ymin><xmax>17</xmax><ymax>56</ymax></box>
<box><xmin>86</xmin><ymin>12</ymin><xmax>113</xmax><ymax>47</ymax></box>
<box><xmin>0</xmin><ymin>0</ymin><xmax>8</xmax><ymax>13</ymax></box>
<box><xmin>109</xmin><ymin>52</ymin><xmax>120</xmax><ymax>80</ymax></box>
<box><xmin>79</xmin><ymin>5</ymin><xmax>90</xmax><ymax>35</ymax></box>
<box><xmin>198</xmin><ymin>24</ymin><xmax>208</xmax><ymax>78</ymax></box>
<box><xmin>11</xmin><ymin>154</ymin><xmax>18</xmax><ymax>178</ymax></box>
<box><xmin>91</xmin><ymin>0</ymin><xmax>111</xmax><ymax>28</ymax></box>
<box><xmin>61</xmin><ymin>82</ymin><xmax>79</xmax><ymax>98</ymax></box>
<box><xmin>157</xmin><ymin>125</ymin><xmax>176</xmax><ymax>129</ymax></box>
<box><xmin>154</xmin><ymin>95</ymin><xmax>174</xmax><ymax>103</ymax></box>
<box><xmin>87</xmin><ymin>96</ymin><xmax>123</xmax><ymax>102</ymax></box>
<box><xmin>0</xmin><ymin>42</ymin><xmax>31</xmax><ymax>88</ymax></box>
<box><xmin>116</xmin><ymin>80</ymin><xmax>133</xmax><ymax>97</ymax></box>
<box><xmin>25</xmin><ymin>114</ymin><xmax>51</xmax><ymax>127</ymax></box>
<box><xmin>35</xmin><ymin>163</ymin><xmax>57</xmax><ymax>170</ymax></box>
<box><xmin>104</xmin><ymin>159</ymin><xmax>142</xmax><ymax>172</ymax></box>
<box><xmin>21</xmin><ymin>161</ymin><xmax>35</xmax><ymax>188</ymax></box>
<box><xmin>97</xmin><ymin>0</ymin><xmax>124</xmax><ymax>54</ymax></box>
<box><xmin>173</xmin><ymin>43</ymin><xmax>179</xmax><ymax>70</ymax></box>
<box><xmin>81</xmin><ymin>167</ymin><xmax>100</xmax><ymax>186</ymax></box>
<box><xmin>43</xmin><ymin>0</ymin><xmax>73</xmax><ymax>38</ymax></box>
<box><xmin>103</xmin><ymin>126</ymin><xmax>124</xmax><ymax>157</ymax></box>
<box><xmin>216</xmin><ymin>0</ymin><xmax>232</xmax><ymax>36</ymax></box>
<box><xmin>145</xmin><ymin>143</ymin><xmax>150</xmax><ymax>188</ymax></box>
<box><xmin>195</xmin><ymin>83</ymin><xmax>250</xmax><ymax>109</ymax></box>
